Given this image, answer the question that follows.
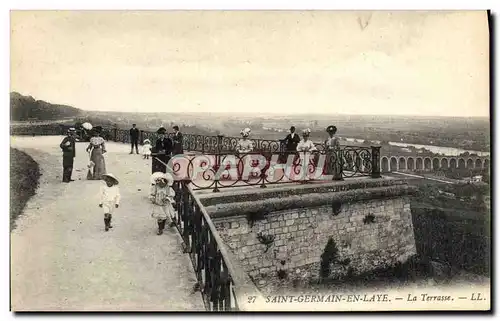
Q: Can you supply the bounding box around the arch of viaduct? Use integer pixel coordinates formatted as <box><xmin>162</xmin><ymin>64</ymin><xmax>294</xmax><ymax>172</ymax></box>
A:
<box><xmin>380</xmin><ymin>155</ymin><xmax>490</xmax><ymax>172</ymax></box>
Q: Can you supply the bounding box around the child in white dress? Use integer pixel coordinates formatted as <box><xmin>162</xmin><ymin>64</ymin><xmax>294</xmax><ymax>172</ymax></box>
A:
<box><xmin>142</xmin><ymin>139</ymin><xmax>152</xmax><ymax>159</ymax></box>
<box><xmin>150</xmin><ymin>172</ymin><xmax>176</xmax><ymax>235</ymax></box>
<box><xmin>99</xmin><ymin>173</ymin><xmax>121</xmax><ymax>232</ymax></box>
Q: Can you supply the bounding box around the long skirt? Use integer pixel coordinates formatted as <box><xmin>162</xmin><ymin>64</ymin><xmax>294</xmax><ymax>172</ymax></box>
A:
<box><xmin>90</xmin><ymin>148</ymin><xmax>106</xmax><ymax>180</ymax></box>
<box><xmin>151</xmin><ymin>203</ymin><xmax>174</xmax><ymax>223</ymax></box>
<box><xmin>152</xmin><ymin>154</ymin><xmax>171</xmax><ymax>174</ymax></box>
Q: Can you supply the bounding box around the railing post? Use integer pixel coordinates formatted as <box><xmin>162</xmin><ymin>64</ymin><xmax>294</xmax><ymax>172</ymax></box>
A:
<box><xmin>112</xmin><ymin>124</ymin><xmax>118</xmax><ymax>142</ymax></box>
<box><xmin>371</xmin><ymin>146</ymin><xmax>382</xmax><ymax>178</ymax></box>
<box><xmin>333</xmin><ymin>148</ymin><xmax>344</xmax><ymax>181</ymax></box>
<box><xmin>182</xmin><ymin>181</ymin><xmax>191</xmax><ymax>250</ymax></box>
<box><xmin>212</xmin><ymin>135</ymin><xmax>224</xmax><ymax>193</ymax></box>
<box><xmin>279</xmin><ymin>139</ymin><xmax>286</xmax><ymax>153</ymax></box>
<box><xmin>140</xmin><ymin>130</ymin><xmax>144</xmax><ymax>143</ymax></box>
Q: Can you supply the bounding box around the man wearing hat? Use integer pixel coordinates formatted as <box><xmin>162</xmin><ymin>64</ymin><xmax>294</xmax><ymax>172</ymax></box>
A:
<box><xmin>59</xmin><ymin>128</ymin><xmax>77</xmax><ymax>183</ymax></box>
<box><xmin>129</xmin><ymin>123</ymin><xmax>140</xmax><ymax>154</ymax></box>
<box><xmin>283</xmin><ymin>126</ymin><xmax>300</xmax><ymax>153</ymax></box>
<box><xmin>152</xmin><ymin>127</ymin><xmax>173</xmax><ymax>174</ymax></box>
<box><xmin>171</xmin><ymin>125</ymin><xmax>184</xmax><ymax>156</ymax></box>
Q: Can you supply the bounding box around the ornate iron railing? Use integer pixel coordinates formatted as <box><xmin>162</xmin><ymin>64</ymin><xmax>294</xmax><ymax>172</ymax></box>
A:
<box><xmin>10</xmin><ymin>123</ymin><xmax>356</xmax><ymax>153</ymax></box>
<box><xmin>160</xmin><ymin>146</ymin><xmax>381</xmax><ymax>192</ymax></box>
<box><xmin>107</xmin><ymin>128</ymin><xmax>316</xmax><ymax>154</ymax></box>
<box><xmin>171</xmin><ymin>181</ymin><xmax>239</xmax><ymax>311</ymax></box>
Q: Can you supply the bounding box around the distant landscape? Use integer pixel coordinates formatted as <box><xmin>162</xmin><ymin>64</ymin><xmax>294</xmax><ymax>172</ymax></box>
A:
<box><xmin>10</xmin><ymin>91</ymin><xmax>491</xmax><ymax>280</ymax></box>
<box><xmin>10</xmin><ymin>92</ymin><xmax>490</xmax><ymax>152</ymax></box>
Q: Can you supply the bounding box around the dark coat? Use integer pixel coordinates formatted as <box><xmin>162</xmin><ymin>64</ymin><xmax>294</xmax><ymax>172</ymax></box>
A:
<box><xmin>154</xmin><ymin>137</ymin><xmax>173</xmax><ymax>155</ymax></box>
<box><xmin>172</xmin><ymin>132</ymin><xmax>184</xmax><ymax>155</ymax></box>
<box><xmin>152</xmin><ymin>136</ymin><xmax>173</xmax><ymax>173</ymax></box>
<box><xmin>284</xmin><ymin>133</ymin><xmax>300</xmax><ymax>152</ymax></box>
<box><xmin>130</xmin><ymin>127</ymin><xmax>140</xmax><ymax>140</ymax></box>
<box><xmin>60</xmin><ymin>136</ymin><xmax>76</xmax><ymax>158</ymax></box>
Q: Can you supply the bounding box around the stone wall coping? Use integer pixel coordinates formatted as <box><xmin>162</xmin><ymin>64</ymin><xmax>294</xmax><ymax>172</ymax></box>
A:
<box><xmin>198</xmin><ymin>177</ymin><xmax>408</xmax><ymax>207</ymax></box>
<box><xmin>205</xmin><ymin>183</ymin><xmax>417</xmax><ymax>218</ymax></box>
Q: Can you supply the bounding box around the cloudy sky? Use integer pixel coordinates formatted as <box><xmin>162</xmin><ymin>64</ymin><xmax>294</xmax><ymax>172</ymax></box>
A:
<box><xmin>10</xmin><ymin>11</ymin><xmax>489</xmax><ymax>117</ymax></box>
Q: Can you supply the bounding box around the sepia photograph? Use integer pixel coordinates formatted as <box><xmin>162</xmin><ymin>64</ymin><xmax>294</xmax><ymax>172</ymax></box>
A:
<box><xmin>9</xmin><ymin>9</ymin><xmax>491</xmax><ymax>312</ymax></box>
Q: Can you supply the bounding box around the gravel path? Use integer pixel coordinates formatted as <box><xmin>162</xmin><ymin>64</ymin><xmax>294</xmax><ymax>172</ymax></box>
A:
<box><xmin>10</xmin><ymin>136</ymin><xmax>205</xmax><ymax>311</ymax></box>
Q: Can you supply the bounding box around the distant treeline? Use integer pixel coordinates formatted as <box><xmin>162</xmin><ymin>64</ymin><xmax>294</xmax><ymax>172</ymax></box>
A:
<box><xmin>10</xmin><ymin>92</ymin><xmax>82</xmax><ymax>121</ymax></box>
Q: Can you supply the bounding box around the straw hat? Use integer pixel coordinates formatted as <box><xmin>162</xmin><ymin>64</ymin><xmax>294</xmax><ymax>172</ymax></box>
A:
<box><xmin>143</xmin><ymin>139</ymin><xmax>151</xmax><ymax>144</ymax></box>
<box><xmin>102</xmin><ymin>173</ymin><xmax>119</xmax><ymax>185</ymax></box>
<box><xmin>302</xmin><ymin>128</ymin><xmax>311</xmax><ymax>136</ymax></box>
<box><xmin>150</xmin><ymin>172</ymin><xmax>174</xmax><ymax>186</ymax></box>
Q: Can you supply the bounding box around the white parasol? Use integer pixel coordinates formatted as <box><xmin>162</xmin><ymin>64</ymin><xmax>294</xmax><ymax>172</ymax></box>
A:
<box><xmin>82</xmin><ymin>122</ymin><xmax>93</xmax><ymax>130</ymax></box>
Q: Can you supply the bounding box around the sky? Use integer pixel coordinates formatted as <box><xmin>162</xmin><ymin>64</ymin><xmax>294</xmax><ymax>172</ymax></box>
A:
<box><xmin>10</xmin><ymin>10</ymin><xmax>489</xmax><ymax>117</ymax></box>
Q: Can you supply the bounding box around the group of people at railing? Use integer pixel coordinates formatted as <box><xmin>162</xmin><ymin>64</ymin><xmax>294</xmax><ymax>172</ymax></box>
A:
<box><xmin>59</xmin><ymin>120</ymin><xmax>377</xmax><ymax>183</ymax></box>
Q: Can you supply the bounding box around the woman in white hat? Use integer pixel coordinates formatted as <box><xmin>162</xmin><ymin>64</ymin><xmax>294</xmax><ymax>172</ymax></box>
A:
<box><xmin>296</xmin><ymin>128</ymin><xmax>317</xmax><ymax>153</ymax></box>
<box><xmin>149</xmin><ymin>172</ymin><xmax>176</xmax><ymax>235</ymax></box>
<box><xmin>99</xmin><ymin>173</ymin><xmax>121</xmax><ymax>232</ymax></box>
<box><xmin>295</xmin><ymin>128</ymin><xmax>318</xmax><ymax>180</ymax></box>
<box><xmin>236</xmin><ymin>128</ymin><xmax>254</xmax><ymax>154</ymax></box>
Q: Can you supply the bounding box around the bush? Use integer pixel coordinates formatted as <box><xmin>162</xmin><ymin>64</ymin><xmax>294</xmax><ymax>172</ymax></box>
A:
<box><xmin>10</xmin><ymin>148</ymin><xmax>41</xmax><ymax>231</ymax></box>
<box><xmin>320</xmin><ymin>238</ymin><xmax>339</xmax><ymax>278</ymax></box>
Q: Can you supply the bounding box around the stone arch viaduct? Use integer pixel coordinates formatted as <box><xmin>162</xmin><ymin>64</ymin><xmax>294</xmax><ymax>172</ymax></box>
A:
<box><xmin>380</xmin><ymin>155</ymin><xmax>490</xmax><ymax>172</ymax></box>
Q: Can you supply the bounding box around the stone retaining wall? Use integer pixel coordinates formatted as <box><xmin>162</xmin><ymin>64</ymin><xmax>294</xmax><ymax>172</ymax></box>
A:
<box><xmin>210</xmin><ymin>184</ymin><xmax>416</xmax><ymax>281</ymax></box>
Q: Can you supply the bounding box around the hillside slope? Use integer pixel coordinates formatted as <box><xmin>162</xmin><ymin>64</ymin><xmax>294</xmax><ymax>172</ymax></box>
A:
<box><xmin>10</xmin><ymin>92</ymin><xmax>82</xmax><ymax>121</ymax></box>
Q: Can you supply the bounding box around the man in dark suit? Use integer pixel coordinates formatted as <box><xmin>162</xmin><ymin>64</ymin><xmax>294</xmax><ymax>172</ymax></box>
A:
<box><xmin>172</xmin><ymin>125</ymin><xmax>184</xmax><ymax>155</ymax></box>
<box><xmin>129</xmin><ymin>123</ymin><xmax>140</xmax><ymax>154</ymax></box>
<box><xmin>152</xmin><ymin>127</ymin><xmax>173</xmax><ymax>174</ymax></box>
<box><xmin>284</xmin><ymin>126</ymin><xmax>300</xmax><ymax>152</ymax></box>
<box><xmin>59</xmin><ymin>128</ymin><xmax>76</xmax><ymax>183</ymax></box>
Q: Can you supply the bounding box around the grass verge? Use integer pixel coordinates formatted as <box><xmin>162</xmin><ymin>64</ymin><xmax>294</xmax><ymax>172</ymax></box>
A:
<box><xmin>10</xmin><ymin>148</ymin><xmax>41</xmax><ymax>231</ymax></box>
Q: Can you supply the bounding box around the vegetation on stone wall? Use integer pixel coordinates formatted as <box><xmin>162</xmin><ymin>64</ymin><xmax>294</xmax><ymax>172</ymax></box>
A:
<box><xmin>320</xmin><ymin>238</ymin><xmax>339</xmax><ymax>278</ymax></box>
<box><xmin>363</xmin><ymin>213</ymin><xmax>376</xmax><ymax>224</ymax></box>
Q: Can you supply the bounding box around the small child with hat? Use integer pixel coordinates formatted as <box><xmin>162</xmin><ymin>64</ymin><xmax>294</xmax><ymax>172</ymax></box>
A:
<box><xmin>149</xmin><ymin>172</ymin><xmax>176</xmax><ymax>235</ymax></box>
<box><xmin>142</xmin><ymin>139</ymin><xmax>152</xmax><ymax>159</ymax></box>
<box><xmin>99</xmin><ymin>173</ymin><xmax>121</xmax><ymax>232</ymax></box>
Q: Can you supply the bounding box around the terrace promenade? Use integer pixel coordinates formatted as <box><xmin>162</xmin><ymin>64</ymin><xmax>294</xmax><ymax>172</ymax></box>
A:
<box><xmin>10</xmin><ymin>136</ymin><xmax>205</xmax><ymax>311</ymax></box>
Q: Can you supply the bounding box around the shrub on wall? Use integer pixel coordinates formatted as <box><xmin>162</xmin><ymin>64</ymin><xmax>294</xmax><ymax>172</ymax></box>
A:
<box><xmin>320</xmin><ymin>237</ymin><xmax>339</xmax><ymax>278</ymax></box>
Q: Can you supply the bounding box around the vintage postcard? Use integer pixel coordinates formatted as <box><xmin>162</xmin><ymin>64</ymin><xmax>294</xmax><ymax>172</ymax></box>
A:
<box><xmin>9</xmin><ymin>10</ymin><xmax>490</xmax><ymax>312</ymax></box>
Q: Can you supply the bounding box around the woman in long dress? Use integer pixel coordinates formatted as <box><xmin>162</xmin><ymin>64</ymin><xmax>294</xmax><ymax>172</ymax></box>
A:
<box><xmin>86</xmin><ymin>126</ymin><xmax>107</xmax><ymax>180</ymax></box>
<box><xmin>235</xmin><ymin>128</ymin><xmax>255</xmax><ymax>180</ymax></box>
<box><xmin>325</xmin><ymin>125</ymin><xmax>342</xmax><ymax>179</ymax></box>
<box><xmin>296</xmin><ymin>128</ymin><xmax>317</xmax><ymax>180</ymax></box>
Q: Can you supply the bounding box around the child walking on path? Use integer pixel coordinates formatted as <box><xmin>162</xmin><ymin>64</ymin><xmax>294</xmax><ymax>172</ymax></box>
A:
<box><xmin>142</xmin><ymin>139</ymin><xmax>152</xmax><ymax>159</ymax></box>
<box><xmin>149</xmin><ymin>172</ymin><xmax>176</xmax><ymax>235</ymax></box>
<box><xmin>99</xmin><ymin>173</ymin><xmax>121</xmax><ymax>232</ymax></box>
